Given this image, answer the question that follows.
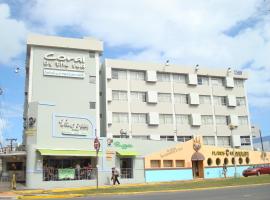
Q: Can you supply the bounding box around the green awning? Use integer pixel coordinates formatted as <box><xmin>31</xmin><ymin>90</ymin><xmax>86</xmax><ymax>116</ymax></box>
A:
<box><xmin>37</xmin><ymin>149</ymin><xmax>101</xmax><ymax>157</ymax></box>
<box><xmin>116</xmin><ymin>150</ymin><xmax>138</xmax><ymax>156</ymax></box>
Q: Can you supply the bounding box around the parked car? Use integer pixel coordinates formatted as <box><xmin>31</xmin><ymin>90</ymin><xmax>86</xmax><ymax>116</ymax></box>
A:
<box><xmin>243</xmin><ymin>164</ymin><xmax>270</xmax><ymax>177</ymax></box>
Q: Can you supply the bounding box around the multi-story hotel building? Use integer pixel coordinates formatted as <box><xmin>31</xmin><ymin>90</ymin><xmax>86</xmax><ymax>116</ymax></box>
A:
<box><xmin>101</xmin><ymin>59</ymin><xmax>253</xmax><ymax>149</ymax></box>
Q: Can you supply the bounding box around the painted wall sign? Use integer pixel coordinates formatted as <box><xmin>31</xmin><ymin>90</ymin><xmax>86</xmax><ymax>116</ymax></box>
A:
<box><xmin>43</xmin><ymin>52</ymin><xmax>86</xmax><ymax>78</ymax></box>
<box><xmin>56</xmin><ymin>117</ymin><xmax>92</xmax><ymax>136</ymax></box>
<box><xmin>160</xmin><ymin>147</ymin><xmax>183</xmax><ymax>158</ymax></box>
<box><xmin>113</xmin><ymin>141</ymin><xmax>133</xmax><ymax>149</ymax></box>
<box><xmin>212</xmin><ymin>150</ymin><xmax>249</xmax><ymax>157</ymax></box>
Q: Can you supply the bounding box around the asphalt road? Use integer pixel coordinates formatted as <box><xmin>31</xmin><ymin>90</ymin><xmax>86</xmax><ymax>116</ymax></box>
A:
<box><xmin>50</xmin><ymin>184</ymin><xmax>270</xmax><ymax>200</ymax></box>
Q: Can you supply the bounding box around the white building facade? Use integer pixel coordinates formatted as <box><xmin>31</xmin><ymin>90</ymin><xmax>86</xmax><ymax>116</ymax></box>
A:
<box><xmin>101</xmin><ymin>59</ymin><xmax>253</xmax><ymax>149</ymax></box>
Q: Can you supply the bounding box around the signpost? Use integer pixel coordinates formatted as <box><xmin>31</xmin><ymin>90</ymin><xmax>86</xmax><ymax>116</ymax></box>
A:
<box><xmin>94</xmin><ymin>137</ymin><xmax>100</xmax><ymax>189</ymax></box>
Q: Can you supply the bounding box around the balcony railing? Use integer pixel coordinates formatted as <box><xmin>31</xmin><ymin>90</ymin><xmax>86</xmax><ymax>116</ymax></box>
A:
<box><xmin>43</xmin><ymin>168</ymin><xmax>97</xmax><ymax>181</ymax></box>
<box><xmin>120</xmin><ymin>168</ymin><xmax>133</xmax><ymax>179</ymax></box>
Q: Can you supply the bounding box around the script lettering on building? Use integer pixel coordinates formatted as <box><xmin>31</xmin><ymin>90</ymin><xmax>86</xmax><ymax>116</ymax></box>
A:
<box><xmin>160</xmin><ymin>147</ymin><xmax>183</xmax><ymax>158</ymax></box>
<box><xmin>212</xmin><ymin>149</ymin><xmax>249</xmax><ymax>157</ymax></box>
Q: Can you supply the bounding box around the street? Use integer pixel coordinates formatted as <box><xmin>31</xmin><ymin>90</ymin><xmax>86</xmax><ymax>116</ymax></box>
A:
<box><xmin>48</xmin><ymin>184</ymin><xmax>270</xmax><ymax>200</ymax></box>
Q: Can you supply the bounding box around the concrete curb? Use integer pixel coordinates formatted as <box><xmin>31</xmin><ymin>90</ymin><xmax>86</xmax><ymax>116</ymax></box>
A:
<box><xmin>16</xmin><ymin>182</ymin><xmax>270</xmax><ymax>199</ymax></box>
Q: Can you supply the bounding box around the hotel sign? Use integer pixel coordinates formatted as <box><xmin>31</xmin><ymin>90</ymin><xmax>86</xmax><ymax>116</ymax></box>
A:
<box><xmin>56</xmin><ymin>117</ymin><xmax>92</xmax><ymax>136</ymax></box>
<box><xmin>43</xmin><ymin>52</ymin><xmax>86</xmax><ymax>78</ymax></box>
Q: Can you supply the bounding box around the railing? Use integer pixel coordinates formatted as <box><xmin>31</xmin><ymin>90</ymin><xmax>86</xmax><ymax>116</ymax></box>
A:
<box><xmin>43</xmin><ymin>168</ymin><xmax>97</xmax><ymax>181</ymax></box>
<box><xmin>120</xmin><ymin>168</ymin><xmax>133</xmax><ymax>179</ymax></box>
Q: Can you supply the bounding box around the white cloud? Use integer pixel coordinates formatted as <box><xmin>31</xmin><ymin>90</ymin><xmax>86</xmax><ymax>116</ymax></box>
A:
<box><xmin>4</xmin><ymin>0</ymin><xmax>270</xmax><ymax>108</ymax></box>
<box><xmin>0</xmin><ymin>118</ymin><xmax>7</xmax><ymax>143</ymax></box>
<box><xmin>0</xmin><ymin>3</ymin><xmax>28</xmax><ymax>64</ymax></box>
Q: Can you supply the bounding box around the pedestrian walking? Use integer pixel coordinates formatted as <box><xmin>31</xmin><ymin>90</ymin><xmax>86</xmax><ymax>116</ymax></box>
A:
<box><xmin>111</xmin><ymin>167</ymin><xmax>120</xmax><ymax>185</ymax></box>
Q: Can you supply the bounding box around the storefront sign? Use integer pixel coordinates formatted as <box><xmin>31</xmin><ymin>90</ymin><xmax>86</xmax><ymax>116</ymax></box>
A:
<box><xmin>212</xmin><ymin>149</ymin><xmax>249</xmax><ymax>157</ymax></box>
<box><xmin>43</xmin><ymin>52</ymin><xmax>86</xmax><ymax>78</ymax></box>
<box><xmin>113</xmin><ymin>141</ymin><xmax>133</xmax><ymax>149</ymax></box>
<box><xmin>58</xmin><ymin>168</ymin><xmax>75</xmax><ymax>180</ymax></box>
<box><xmin>56</xmin><ymin>117</ymin><xmax>91</xmax><ymax>136</ymax></box>
<box><xmin>160</xmin><ymin>147</ymin><xmax>183</xmax><ymax>158</ymax></box>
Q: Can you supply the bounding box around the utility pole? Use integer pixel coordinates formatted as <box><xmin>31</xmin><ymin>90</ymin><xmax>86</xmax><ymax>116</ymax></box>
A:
<box><xmin>6</xmin><ymin>138</ymin><xmax>17</xmax><ymax>152</ymax></box>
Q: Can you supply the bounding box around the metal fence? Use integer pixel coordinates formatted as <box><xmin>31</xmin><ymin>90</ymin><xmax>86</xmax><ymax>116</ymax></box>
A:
<box><xmin>43</xmin><ymin>168</ymin><xmax>97</xmax><ymax>181</ymax></box>
<box><xmin>120</xmin><ymin>168</ymin><xmax>133</xmax><ymax>179</ymax></box>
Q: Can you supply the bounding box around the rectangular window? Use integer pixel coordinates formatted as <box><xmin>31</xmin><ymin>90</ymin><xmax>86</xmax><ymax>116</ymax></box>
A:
<box><xmin>130</xmin><ymin>91</ymin><xmax>146</xmax><ymax>102</ymax></box>
<box><xmin>174</xmin><ymin>94</ymin><xmax>188</xmax><ymax>104</ymax></box>
<box><xmin>132</xmin><ymin>135</ymin><xmax>150</xmax><ymax>140</ymax></box>
<box><xmin>89</xmin><ymin>102</ymin><xmax>96</xmax><ymax>109</ymax></box>
<box><xmin>240</xmin><ymin>136</ymin><xmax>251</xmax><ymax>146</ymax></box>
<box><xmin>157</xmin><ymin>72</ymin><xmax>170</xmax><ymax>82</ymax></box>
<box><xmin>112</xmin><ymin>69</ymin><xmax>127</xmax><ymax>79</ymax></box>
<box><xmin>175</xmin><ymin>114</ymin><xmax>189</xmax><ymax>125</ymax></box>
<box><xmin>199</xmin><ymin>95</ymin><xmax>211</xmax><ymax>104</ymax></box>
<box><xmin>214</xmin><ymin>96</ymin><xmax>227</xmax><ymax>106</ymax></box>
<box><xmin>217</xmin><ymin>136</ymin><xmax>231</xmax><ymax>146</ymax></box>
<box><xmin>159</xmin><ymin>114</ymin><xmax>173</xmax><ymax>124</ymax></box>
<box><xmin>177</xmin><ymin>136</ymin><xmax>193</xmax><ymax>142</ymax></box>
<box><xmin>236</xmin><ymin>97</ymin><xmax>246</xmax><ymax>106</ymax></box>
<box><xmin>203</xmin><ymin>136</ymin><xmax>215</xmax><ymax>146</ymax></box>
<box><xmin>112</xmin><ymin>90</ymin><xmax>128</xmax><ymax>101</ymax></box>
<box><xmin>160</xmin><ymin>135</ymin><xmax>175</xmax><ymax>141</ymax></box>
<box><xmin>113</xmin><ymin>135</ymin><xmax>130</xmax><ymax>138</ymax></box>
<box><xmin>198</xmin><ymin>76</ymin><xmax>209</xmax><ymax>85</ymax></box>
<box><xmin>163</xmin><ymin>160</ymin><xmax>173</xmax><ymax>168</ymax></box>
<box><xmin>112</xmin><ymin>112</ymin><xmax>129</xmax><ymax>123</ymax></box>
<box><xmin>234</xmin><ymin>79</ymin><xmax>244</xmax><ymax>88</ymax></box>
<box><xmin>173</xmin><ymin>74</ymin><xmax>186</xmax><ymax>83</ymax></box>
<box><xmin>130</xmin><ymin>70</ymin><xmax>145</xmax><ymax>80</ymax></box>
<box><xmin>215</xmin><ymin>115</ymin><xmax>227</xmax><ymax>125</ymax></box>
<box><xmin>131</xmin><ymin>113</ymin><xmax>147</xmax><ymax>124</ymax></box>
<box><xmin>239</xmin><ymin>116</ymin><xmax>248</xmax><ymax>125</ymax></box>
<box><xmin>201</xmin><ymin>115</ymin><xmax>213</xmax><ymax>125</ymax></box>
<box><xmin>158</xmin><ymin>93</ymin><xmax>171</xmax><ymax>102</ymax></box>
<box><xmin>175</xmin><ymin>160</ymin><xmax>185</xmax><ymax>167</ymax></box>
<box><xmin>89</xmin><ymin>76</ymin><xmax>96</xmax><ymax>83</ymax></box>
<box><xmin>211</xmin><ymin>77</ymin><xmax>224</xmax><ymax>87</ymax></box>
<box><xmin>150</xmin><ymin>160</ymin><xmax>161</xmax><ymax>168</ymax></box>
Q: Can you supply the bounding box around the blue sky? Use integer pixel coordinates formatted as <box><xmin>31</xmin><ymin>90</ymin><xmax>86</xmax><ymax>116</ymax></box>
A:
<box><xmin>0</xmin><ymin>0</ymin><xmax>270</xmax><ymax>144</ymax></box>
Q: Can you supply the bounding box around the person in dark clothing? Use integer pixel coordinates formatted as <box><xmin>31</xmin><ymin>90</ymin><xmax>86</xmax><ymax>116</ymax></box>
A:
<box><xmin>111</xmin><ymin>167</ymin><xmax>120</xmax><ymax>185</ymax></box>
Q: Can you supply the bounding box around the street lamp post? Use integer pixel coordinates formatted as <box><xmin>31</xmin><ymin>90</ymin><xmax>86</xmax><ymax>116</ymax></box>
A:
<box><xmin>229</xmin><ymin>124</ymin><xmax>237</xmax><ymax>178</ymax></box>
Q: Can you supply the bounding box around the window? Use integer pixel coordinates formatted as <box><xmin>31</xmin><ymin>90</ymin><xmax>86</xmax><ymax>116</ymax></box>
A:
<box><xmin>120</xmin><ymin>158</ymin><xmax>133</xmax><ymax>179</ymax></box>
<box><xmin>7</xmin><ymin>162</ymin><xmax>23</xmax><ymax>171</ymax></box>
<box><xmin>234</xmin><ymin>79</ymin><xmax>244</xmax><ymax>88</ymax></box>
<box><xmin>240</xmin><ymin>136</ymin><xmax>251</xmax><ymax>146</ymax></box>
<box><xmin>211</xmin><ymin>77</ymin><xmax>224</xmax><ymax>87</ymax></box>
<box><xmin>112</xmin><ymin>90</ymin><xmax>128</xmax><ymax>101</ymax></box>
<box><xmin>113</xmin><ymin>135</ymin><xmax>130</xmax><ymax>138</ymax></box>
<box><xmin>163</xmin><ymin>160</ymin><xmax>173</xmax><ymax>168</ymax></box>
<box><xmin>130</xmin><ymin>91</ymin><xmax>146</xmax><ymax>102</ymax></box>
<box><xmin>150</xmin><ymin>160</ymin><xmax>161</xmax><ymax>168</ymax></box>
<box><xmin>132</xmin><ymin>135</ymin><xmax>150</xmax><ymax>140</ymax></box>
<box><xmin>175</xmin><ymin>114</ymin><xmax>189</xmax><ymax>125</ymax></box>
<box><xmin>215</xmin><ymin>116</ymin><xmax>227</xmax><ymax>125</ymax></box>
<box><xmin>217</xmin><ymin>136</ymin><xmax>230</xmax><ymax>146</ymax></box>
<box><xmin>157</xmin><ymin>72</ymin><xmax>170</xmax><ymax>82</ymax></box>
<box><xmin>201</xmin><ymin>115</ymin><xmax>213</xmax><ymax>125</ymax></box>
<box><xmin>112</xmin><ymin>69</ymin><xmax>127</xmax><ymax>79</ymax></box>
<box><xmin>159</xmin><ymin>114</ymin><xmax>173</xmax><ymax>124</ymax></box>
<box><xmin>198</xmin><ymin>76</ymin><xmax>209</xmax><ymax>85</ymax></box>
<box><xmin>160</xmin><ymin>135</ymin><xmax>175</xmax><ymax>141</ymax></box>
<box><xmin>131</xmin><ymin>113</ymin><xmax>147</xmax><ymax>124</ymax></box>
<box><xmin>89</xmin><ymin>76</ymin><xmax>96</xmax><ymax>83</ymax></box>
<box><xmin>174</xmin><ymin>94</ymin><xmax>188</xmax><ymax>104</ymax></box>
<box><xmin>239</xmin><ymin>116</ymin><xmax>248</xmax><ymax>125</ymax></box>
<box><xmin>216</xmin><ymin>158</ymin><xmax>221</xmax><ymax>166</ymax></box>
<box><xmin>207</xmin><ymin>158</ymin><xmax>213</xmax><ymax>166</ymax></box>
<box><xmin>214</xmin><ymin>96</ymin><xmax>227</xmax><ymax>106</ymax></box>
<box><xmin>239</xmin><ymin>157</ymin><xmax>243</xmax><ymax>165</ymax></box>
<box><xmin>177</xmin><ymin>136</ymin><xmax>193</xmax><ymax>142</ymax></box>
<box><xmin>203</xmin><ymin>136</ymin><xmax>215</xmax><ymax>146</ymax></box>
<box><xmin>224</xmin><ymin>158</ymin><xmax>229</xmax><ymax>165</ymax></box>
<box><xmin>158</xmin><ymin>93</ymin><xmax>171</xmax><ymax>102</ymax></box>
<box><xmin>130</xmin><ymin>70</ymin><xmax>145</xmax><ymax>80</ymax></box>
<box><xmin>199</xmin><ymin>95</ymin><xmax>211</xmax><ymax>104</ymax></box>
<box><xmin>89</xmin><ymin>102</ymin><xmax>96</xmax><ymax>109</ymax></box>
<box><xmin>175</xmin><ymin>160</ymin><xmax>185</xmax><ymax>167</ymax></box>
<box><xmin>173</xmin><ymin>74</ymin><xmax>186</xmax><ymax>83</ymax></box>
<box><xmin>236</xmin><ymin>97</ymin><xmax>246</xmax><ymax>106</ymax></box>
<box><xmin>112</xmin><ymin>113</ymin><xmax>128</xmax><ymax>123</ymax></box>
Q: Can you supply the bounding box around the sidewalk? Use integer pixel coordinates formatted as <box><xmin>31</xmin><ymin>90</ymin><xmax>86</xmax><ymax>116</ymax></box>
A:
<box><xmin>3</xmin><ymin>176</ymin><xmax>270</xmax><ymax>199</ymax></box>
